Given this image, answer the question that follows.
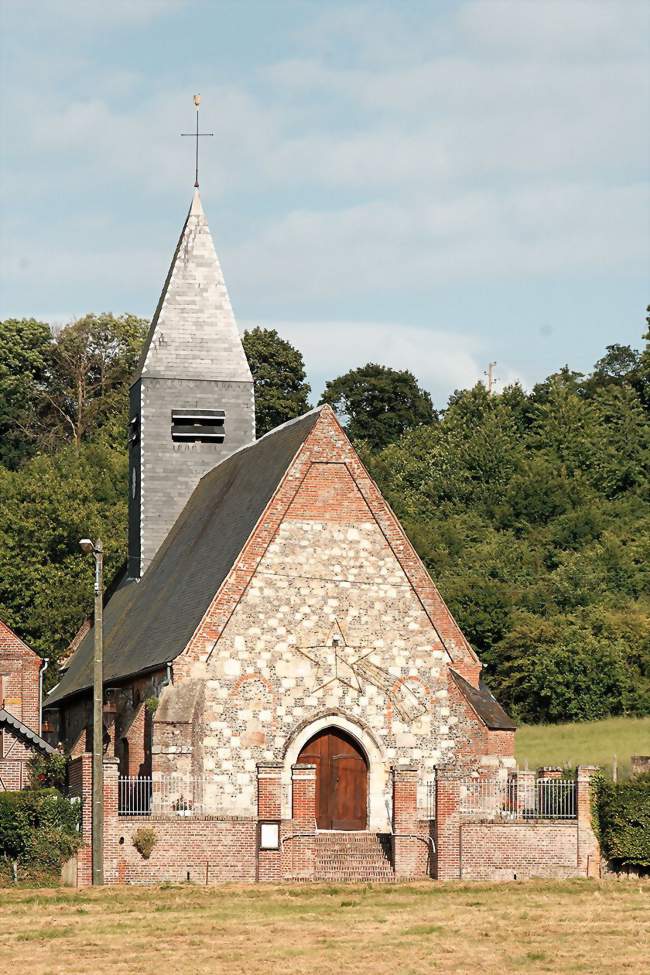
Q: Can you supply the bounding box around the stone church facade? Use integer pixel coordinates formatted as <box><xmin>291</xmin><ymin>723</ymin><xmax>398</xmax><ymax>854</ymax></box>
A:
<box><xmin>45</xmin><ymin>188</ymin><xmax>599</xmax><ymax>885</ymax></box>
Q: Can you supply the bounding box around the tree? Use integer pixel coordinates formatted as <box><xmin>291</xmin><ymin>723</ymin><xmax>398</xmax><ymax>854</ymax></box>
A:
<box><xmin>0</xmin><ymin>442</ymin><xmax>128</xmax><ymax>676</ymax></box>
<box><xmin>0</xmin><ymin>318</ymin><xmax>52</xmax><ymax>468</ymax></box>
<box><xmin>242</xmin><ymin>327</ymin><xmax>311</xmax><ymax>437</ymax></box>
<box><xmin>43</xmin><ymin>313</ymin><xmax>147</xmax><ymax>449</ymax></box>
<box><xmin>319</xmin><ymin>363</ymin><xmax>435</xmax><ymax>449</ymax></box>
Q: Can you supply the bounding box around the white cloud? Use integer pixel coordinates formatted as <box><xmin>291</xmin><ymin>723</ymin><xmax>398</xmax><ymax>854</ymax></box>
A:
<box><xmin>457</xmin><ymin>0</ymin><xmax>649</xmax><ymax>57</ymax></box>
<box><xmin>241</xmin><ymin>318</ymin><xmax>526</xmax><ymax>404</ymax></box>
<box><xmin>228</xmin><ymin>182</ymin><xmax>648</xmax><ymax>306</ymax></box>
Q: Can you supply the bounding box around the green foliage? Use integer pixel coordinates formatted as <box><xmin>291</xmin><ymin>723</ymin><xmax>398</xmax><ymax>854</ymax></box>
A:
<box><xmin>45</xmin><ymin>313</ymin><xmax>148</xmax><ymax>449</ymax></box>
<box><xmin>0</xmin><ymin>789</ymin><xmax>81</xmax><ymax>883</ymax></box>
<box><xmin>242</xmin><ymin>327</ymin><xmax>311</xmax><ymax>437</ymax></box>
<box><xmin>1</xmin><ymin>306</ymin><xmax>649</xmax><ymax>724</ymax></box>
<box><xmin>28</xmin><ymin>752</ymin><xmax>67</xmax><ymax>790</ymax></box>
<box><xmin>133</xmin><ymin>827</ymin><xmax>157</xmax><ymax>859</ymax></box>
<box><xmin>0</xmin><ymin>441</ymin><xmax>128</xmax><ymax>677</ymax></box>
<box><xmin>145</xmin><ymin>697</ymin><xmax>159</xmax><ymax>714</ymax></box>
<box><xmin>0</xmin><ymin>318</ymin><xmax>52</xmax><ymax>468</ymax></box>
<box><xmin>319</xmin><ymin>362</ymin><xmax>436</xmax><ymax>449</ymax></box>
<box><xmin>369</xmin><ymin>322</ymin><xmax>650</xmax><ymax>723</ymax></box>
<box><xmin>595</xmin><ymin>773</ymin><xmax>650</xmax><ymax>868</ymax></box>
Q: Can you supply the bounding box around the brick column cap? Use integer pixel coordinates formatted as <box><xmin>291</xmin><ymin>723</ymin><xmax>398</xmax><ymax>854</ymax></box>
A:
<box><xmin>257</xmin><ymin>761</ymin><xmax>283</xmax><ymax>773</ymax></box>
<box><xmin>577</xmin><ymin>764</ymin><xmax>600</xmax><ymax>778</ymax></box>
<box><xmin>291</xmin><ymin>763</ymin><xmax>316</xmax><ymax>780</ymax></box>
<box><xmin>392</xmin><ymin>763</ymin><xmax>419</xmax><ymax>773</ymax></box>
<box><xmin>538</xmin><ymin>766</ymin><xmax>564</xmax><ymax>776</ymax></box>
<box><xmin>103</xmin><ymin>756</ymin><xmax>120</xmax><ymax>766</ymax></box>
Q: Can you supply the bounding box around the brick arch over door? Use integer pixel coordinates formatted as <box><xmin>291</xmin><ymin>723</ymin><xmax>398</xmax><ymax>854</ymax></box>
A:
<box><xmin>283</xmin><ymin>712</ymin><xmax>389</xmax><ymax>831</ymax></box>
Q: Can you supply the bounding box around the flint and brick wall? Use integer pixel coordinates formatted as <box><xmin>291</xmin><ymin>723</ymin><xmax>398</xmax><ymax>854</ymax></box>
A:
<box><xmin>161</xmin><ymin>411</ymin><xmax>507</xmax><ymax>827</ymax></box>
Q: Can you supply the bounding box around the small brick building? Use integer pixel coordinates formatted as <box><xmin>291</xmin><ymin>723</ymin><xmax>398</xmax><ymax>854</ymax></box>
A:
<box><xmin>45</xmin><ymin>188</ymin><xmax>598</xmax><ymax>885</ymax></box>
<box><xmin>0</xmin><ymin>619</ymin><xmax>54</xmax><ymax>790</ymax></box>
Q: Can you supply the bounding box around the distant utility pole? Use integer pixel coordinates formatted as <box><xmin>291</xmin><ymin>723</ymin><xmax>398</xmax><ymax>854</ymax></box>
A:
<box><xmin>79</xmin><ymin>537</ymin><xmax>104</xmax><ymax>885</ymax></box>
<box><xmin>484</xmin><ymin>361</ymin><xmax>497</xmax><ymax>396</ymax></box>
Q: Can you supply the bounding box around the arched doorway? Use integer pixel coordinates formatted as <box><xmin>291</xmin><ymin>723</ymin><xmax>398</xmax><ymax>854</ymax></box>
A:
<box><xmin>297</xmin><ymin>727</ymin><xmax>368</xmax><ymax>830</ymax></box>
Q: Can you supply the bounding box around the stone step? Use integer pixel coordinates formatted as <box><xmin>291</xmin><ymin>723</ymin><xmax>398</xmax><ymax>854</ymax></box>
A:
<box><xmin>313</xmin><ymin>832</ymin><xmax>394</xmax><ymax>883</ymax></box>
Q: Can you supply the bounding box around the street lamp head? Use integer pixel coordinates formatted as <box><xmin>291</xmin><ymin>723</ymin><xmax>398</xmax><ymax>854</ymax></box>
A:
<box><xmin>79</xmin><ymin>538</ymin><xmax>95</xmax><ymax>555</ymax></box>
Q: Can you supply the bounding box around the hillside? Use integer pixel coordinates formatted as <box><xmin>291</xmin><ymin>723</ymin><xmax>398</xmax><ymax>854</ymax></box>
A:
<box><xmin>516</xmin><ymin>715</ymin><xmax>650</xmax><ymax>779</ymax></box>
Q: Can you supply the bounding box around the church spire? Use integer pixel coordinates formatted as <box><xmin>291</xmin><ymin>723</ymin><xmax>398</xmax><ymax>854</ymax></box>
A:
<box><xmin>136</xmin><ymin>189</ymin><xmax>252</xmax><ymax>384</ymax></box>
<box><xmin>128</xmin><ymin>183</ymin><xmax>255</xmax><ymax>579</ymax></box>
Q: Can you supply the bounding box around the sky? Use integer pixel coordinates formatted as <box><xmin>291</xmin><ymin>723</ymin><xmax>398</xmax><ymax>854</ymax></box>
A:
<box><xmin>0</xmin><ymin>0</ymin><xmax>648</xmax><ymax>407</ymax></box>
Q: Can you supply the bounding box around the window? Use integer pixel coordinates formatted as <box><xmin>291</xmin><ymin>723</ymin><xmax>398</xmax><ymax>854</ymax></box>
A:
<box><xmin>171</xmin><ymin>409</ymin><xmax>225</xmax><ymax>443</ymax></box>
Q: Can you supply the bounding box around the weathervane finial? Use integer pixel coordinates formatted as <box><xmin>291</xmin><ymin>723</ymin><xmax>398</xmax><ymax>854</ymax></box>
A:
<box><xmin>181</xmin><ymin>94</ymin><xmax>213</xmax><ymax>189</ymax></box>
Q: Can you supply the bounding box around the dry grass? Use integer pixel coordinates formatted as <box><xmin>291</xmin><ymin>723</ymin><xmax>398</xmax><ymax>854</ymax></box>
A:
<box><xmin>0</xmin><ymin>879</ymin><xmax>648</xmax><ymax>975</ymax></box>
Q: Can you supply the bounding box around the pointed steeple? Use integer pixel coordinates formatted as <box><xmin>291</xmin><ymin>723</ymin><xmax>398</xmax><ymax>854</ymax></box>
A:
<box><xmin>128</xmin><ymin>191</ymin><xmax>255</xmax><ymax>579</ymax></box>
<box><xmin>137</xmin><ymin>189</ymin><xmax>252</xmax><ymax>383</ymax></box>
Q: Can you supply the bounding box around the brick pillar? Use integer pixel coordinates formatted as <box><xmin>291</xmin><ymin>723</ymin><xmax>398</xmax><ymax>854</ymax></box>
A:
<box><xmin>257</xmin><ymin>761</ymin><xmax>283</xmax><ymax>883</ymax></box>
<box><xmin>515</xmin><ymin>769</ymin><xmax>536</xmax><ymax>817</ymax></box>
<box><xmin>392</xmin><ymin>764</ymin><xmax>420</xmax><ymax>879</ymax></box>
<box><xmin>288</xmin><ymin>763</ymin><xmax>316</xmax><ymax>881</ymax></box>
<box><xmin>577</xmin><ymin>765</ymin><xmax>600</xmax><ymax>878</ymax></box>
<box><xmin>539</xmin><ymin>766</ymin><xmax>564</xmax><ymax>779</ymax></box>
<box><xmin>102</xmin><ymin>757</ymin><xmax>119</xmax><ymax>884</ymax></box>
<box><xmin>434</xmin><ymin>774</ymin><xmax>461</xmax><ymax>880</ymax></box>
<box><xmin>68</xmin><ymin>753</ymin><xmax>93</xmax><ymax>887</ymax></box>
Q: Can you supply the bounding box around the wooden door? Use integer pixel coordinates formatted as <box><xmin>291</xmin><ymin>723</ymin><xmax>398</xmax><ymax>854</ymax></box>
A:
<box><xmin>297</xmin><ymin>728</ymin><xmax>367</xmax><ymax>830</ymax></box>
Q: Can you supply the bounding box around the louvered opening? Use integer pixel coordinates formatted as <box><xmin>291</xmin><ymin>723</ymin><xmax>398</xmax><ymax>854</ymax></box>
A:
<box><xmin>171</xmin><ymin>409</ymin><xmax>225</xmax><ymax>443</ymax></box>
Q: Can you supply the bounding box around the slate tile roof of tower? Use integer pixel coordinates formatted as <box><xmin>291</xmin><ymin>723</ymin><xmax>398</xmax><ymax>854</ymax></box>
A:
<box><xmin>136</xmin><ymin>189</ymin><xmax>252</xmax><ymax>383</ymax></box>
<box><xmin>46</xmin><ymin>408</ymin><xmax>322</xmax><ymax>706</ymax></box>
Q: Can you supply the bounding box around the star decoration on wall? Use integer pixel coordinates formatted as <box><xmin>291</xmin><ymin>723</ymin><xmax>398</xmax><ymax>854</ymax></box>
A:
<box><xmin>295</xmin><ymin>621</ymin><xmax>428</xmax><ymax>721</ymax></box>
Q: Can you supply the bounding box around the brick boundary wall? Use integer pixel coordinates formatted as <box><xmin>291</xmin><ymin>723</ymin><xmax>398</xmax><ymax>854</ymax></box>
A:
<box><xmin>108</xmin><ymin>816</ymin><xmax>258</xmax><ymax>885</ymax></box>
<box><xmin>434</xmin><ymin>766</ymin><xmax>601</xmax><ymax>882</ymax></box>
<box><xmin>392</xmin><ymin>764</ymin><xmax>431</xmax><ymax>879</ymax></box>
<box><xmin>68</xmin><ymin>757</ymin><xmax>600</xmax><ymax>886</ymax></box>
<box><xmin>257</xmin><ymin>761</ymin><xmax>283</xmax><ymax>883</ymax></box>
<box><xmin>283</xmin><ymin>763</ymin><xmax>317</xmax><ymax>881</ymax></box>
<box><xmin>68</xmin><ymin>753</ymin><xmax>93</xmax><ymax>887</ymax></box>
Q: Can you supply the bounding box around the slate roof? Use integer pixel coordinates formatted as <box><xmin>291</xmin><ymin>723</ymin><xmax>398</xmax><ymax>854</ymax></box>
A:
<box><xmin>0</xmin><ymin>708</ymin><xmax>56</xmax><ymax>755</ymax></box>
<box><xmin>450</xmin><ymin>669</ymin><xmax>516</xmax><ymax>731</ymax></box>
<box><xmin>136</xmin><ymin>189</ymin><xmax>252</xmax><ymax>383</ymax></box>
<box><xmin>46</xmin><ymin>409</ymin><xmax>322</xmax><ymax>707</ymax></box>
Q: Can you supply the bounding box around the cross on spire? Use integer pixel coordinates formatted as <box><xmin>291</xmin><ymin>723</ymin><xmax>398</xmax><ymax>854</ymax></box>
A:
<box><xmin>181</xmin><ymin>94</ymin><xmax>213</xmax><ymax>188</ymax></box>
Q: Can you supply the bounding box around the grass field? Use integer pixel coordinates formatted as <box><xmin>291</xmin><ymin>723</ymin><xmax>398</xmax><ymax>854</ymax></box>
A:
<box><xmin>515</xmin><ymin>715</ymin><xmax>650</xmax><ymax>779</ymax></box>
<box><xmin>0</xmin><ymin>880</ymin><xmax>647</xmax><ymax>975</ymax></box>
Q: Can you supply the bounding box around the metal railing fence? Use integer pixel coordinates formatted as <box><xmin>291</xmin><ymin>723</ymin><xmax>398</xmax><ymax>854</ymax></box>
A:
<box><xmin>118</xmin><ymin>775</ymin><xmax>209</xmax><ymax>817</ymax></box>
<box><xmin>459</xmin><ymin>776</ymin><xmax>576</xmax><ymax>821</ymax></box>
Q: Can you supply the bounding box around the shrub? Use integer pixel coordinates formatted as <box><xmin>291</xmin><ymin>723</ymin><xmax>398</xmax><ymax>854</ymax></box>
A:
<box><xmin>0</xmin><ymin>789</ymin><xmax>81</xmax><ymax>883</ymax></box>
<box><xmin>133</xmin><ymin>827</ymin><xmax>157</xmax><ymax>859</ymax></box>
<box><xmin>28</xmin><ymin>752</ymin><xmax>67</xmax><ymax>791</ymax></box>
<box><xmin>595</xmin><ymin>772</ymin><xmax>650</xmax><ymax>869</ymax></box>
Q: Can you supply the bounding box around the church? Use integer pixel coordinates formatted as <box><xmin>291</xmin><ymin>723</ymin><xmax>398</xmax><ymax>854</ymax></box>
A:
<box><xmin>45</xmin><ymin>184</ymin><xmax>520</xmax><ymax>884</ymax></box>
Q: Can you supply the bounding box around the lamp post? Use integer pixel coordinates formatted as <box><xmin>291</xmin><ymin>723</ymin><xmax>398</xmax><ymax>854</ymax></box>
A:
<box><xmin>79</xmin><ymin>537</ymin><xmax>104</xmax><ymax>885</ymax></box>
